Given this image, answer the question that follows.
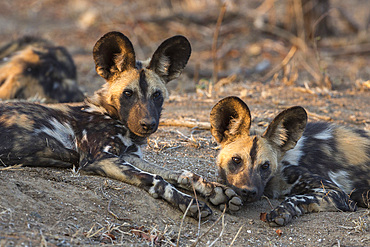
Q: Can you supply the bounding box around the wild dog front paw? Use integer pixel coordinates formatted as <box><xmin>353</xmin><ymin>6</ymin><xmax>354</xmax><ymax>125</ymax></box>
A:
<box><xmin>208</xmin><ymin>183</ymin><xmax>243</xmax><ymax>212</ymax></box>
<box><xmin>265</xmin><ymin>206</ymin><xmax>293</xmax><ymax>226</ymax></box>
<box><xmin>179</xmin><ymin>198</ymin><xmax>212</xmax><ymax>219</ymax></box>
<box><xmin>176</xmin><ymin>170</ymin><xmax>243</xmax><ymax>212</ymax></box>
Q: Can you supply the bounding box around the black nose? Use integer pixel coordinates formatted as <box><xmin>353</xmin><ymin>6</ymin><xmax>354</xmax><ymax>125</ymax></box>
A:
<box><xmin>240</xmin><ymin>188</ymin><xmax>257</xmax><ymax>200</ymax></box>
<box><xmin>140</xmin><ymin>119</ymin><xmax>156</xmax><ymax>131</ymax></box>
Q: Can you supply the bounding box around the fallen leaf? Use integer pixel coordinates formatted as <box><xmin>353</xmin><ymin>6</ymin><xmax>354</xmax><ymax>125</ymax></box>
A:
<box><xmin>131</xmin><ymin>227</ymin><xmax>163</xmax><ymax>246</ymax></box>
<box><xmin>260</xmin><ymin>212</ymin><xmax>267</xmax><ymax>222</ymax></box>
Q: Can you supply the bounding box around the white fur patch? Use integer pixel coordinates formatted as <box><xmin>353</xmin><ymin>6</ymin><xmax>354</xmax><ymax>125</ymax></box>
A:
<box><xmin>103</xmin><ymin>145</ymin><xmax>112</xmax><ymax>153</ymax></box>
<box><xmin>276</xmin><ymin>125</ymin><xmax>288</xmax><ymax>146</ymax></box>
<box><xmin>328</xmin><ymin>170</ymin><xmax>352</xmax><ymax>193</ymax></box>
<box><xmin>36</xmin><ymin>118</ymin><xmax>77</xmax><ymax>151</ymax></box>
<box><xmin>131</xmin><ymin>147</ymin><xmax>143</xmax><ymax>158</ymax></box>
<box><xmin>288</xmin><ymin>195</ymin><xmax>315</xmax><ymax>202</ymax></box>
<box><xmin>281</xmin><ymin>136</ymin><xmax>306</xmax><ymax>166</ymax></box>
<box><xmin>149</xmin><ymin>177</ymin><xmax>161</xmax><ymax>198</ymax></box>
<box><xmin>81</xmin><ymin>129</ymin><xmax>88</xmax><ymax>142</ymax></box>
<box><xmin>116</xmin><ymin>132</ymin><xmax>132</xmax><ymax>147</ymax></box>
<box><xmin>82</xmin><ymin>105</ymin><xmax>107</xmax><ymax>114</ymax></box>
<box><xmin>157</xmin><ymin>54</ymin><xmax>171</xmax><ymax>76</ymax></box>
<box><xmin>164</xmin><ymin>184</ymin><xmax>174</xmax><ymax>199</ymax></box>
<box><xmin>314</xmin><ymin>127</ymin><xmax>333</xmax><ymax>140</ymax></box>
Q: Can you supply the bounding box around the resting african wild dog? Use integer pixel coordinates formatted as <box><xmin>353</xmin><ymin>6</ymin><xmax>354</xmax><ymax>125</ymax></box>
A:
<box><xmin>0</xmin><ymin>32</ymin><xmax>242</xmax><ymax>218</ymax></box>
<box><xmin>210</xmin><ymin>96</ymin><xmax>370</xmax><ymax>226</ymax></box>
<box><xmin>0</xmin><ymin>36</ymin><xmax>84</xmax><ymax>103</ymax></box>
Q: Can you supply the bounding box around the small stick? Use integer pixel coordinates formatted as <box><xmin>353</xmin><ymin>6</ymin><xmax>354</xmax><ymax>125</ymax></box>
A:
<box><xmin>262</xmin><ymin>195</ymin><xmax>274</xmax><ymax>209</ymax></box>
<box><xmin>160</xmin><ymin>119</ymin><xmax>211</xmax><ymax>130</ymax></box>
<box><xmin>211</xmin><ymin>2</ymin><xmax>227</xmax><ymax>91</ymax></box>
<box><xmin>191</xmin><ymin>181</ymin><xmax>202</xmax><ymax>238</ymax></box>
<box><xmin>261</xmin><ymin>45</ymin><xmax>297</xmax><ymax>82</ymax></box>
<box><xmin>108</xmin><ymin>199</ymin><xmax>120</xmax><ymax>220</ymax></box>
<box><xmin>208</xmin><ymin>213</ymin><xmax>226</xmax><ymax>247</ymax></box>
<box><xmin>0</xmin><ymin>163</ymin><xmax>23</xmax><ymax>170</ymax></box>
<box><xmin>191</xmin><ymin>206</ymin><xmax>227</xmax><ymax>247</ymax></box>
<box><xmin>257</xmin><ymin>23</ymin><xmax>307</xmax><ymax>50</ymax></box>
<box><xmin>229</xmin><ymin>224</ymin><xmax>245</xmax><ymax>247</ymax></box>
<box><xmin>307</xmin><ymin>111</ymin><xmax>332</xmax><ymax>121</ymax></box>
<box><xmin>293</xmin><ymin>0</ymin><xmax>305</xmax><ymax>46</ymax></box>
<box><xmin>176</xmin><ymin>199</ymin><xmax>194</xmax><ymax>247</ymax></box>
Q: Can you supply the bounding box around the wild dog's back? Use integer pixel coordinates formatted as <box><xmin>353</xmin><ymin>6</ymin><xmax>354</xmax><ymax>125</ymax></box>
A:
<box><xmin>281</xmin><ymin>122</ymin><xmax>370</xmax><ymax>207</ymax></box>
<box><xmin>0</xmin><ymin>102</ymin><xmax>80</xmax><ymax>167</ymax></box>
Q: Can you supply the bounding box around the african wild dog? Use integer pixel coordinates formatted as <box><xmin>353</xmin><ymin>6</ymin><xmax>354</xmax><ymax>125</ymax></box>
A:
<box><xmin>0</xmin><ymin>36</ymin><xmax>84</xmax><ymax>102</ymax></box>
<box><xmin>210</xmin><ymin>96</ymin><xmax>370</xmax><ymax>226</ymax></box>
<box><xmin>0</xmin><ymin>32</ymin><xmax>242</xmax><ymax>218</ymax></box>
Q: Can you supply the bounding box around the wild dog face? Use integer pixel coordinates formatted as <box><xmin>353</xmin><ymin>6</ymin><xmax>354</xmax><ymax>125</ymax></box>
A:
<box><xmin>210</xmin><ymin>96</ymin><xmax>307</xmax><ymax>202</ymax></box>
<box><xmin>92</xmin><ymin>32</ymin><xmax>191</xmax><ymax>137</ymax></box>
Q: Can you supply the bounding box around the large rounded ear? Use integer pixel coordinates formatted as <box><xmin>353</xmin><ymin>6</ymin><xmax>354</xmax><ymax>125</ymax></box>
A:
<box><xmin>148</xmin><ymin>35</ymin><xmax>191</xmax><ymax>83</ymax></box>
<box><xmin>210</xmin><ymin>96</ymin><xmax>251</xmax><ymax>145</ymax></box>
<box><xmin>93</xmin><ymin>31</ymin><xmax>136</xmax><ymax>81</ymax></box>
<box><xmin>262</xmin><ymin>106</ymin><xmax>307</xmax><ymax>152</ymax></box>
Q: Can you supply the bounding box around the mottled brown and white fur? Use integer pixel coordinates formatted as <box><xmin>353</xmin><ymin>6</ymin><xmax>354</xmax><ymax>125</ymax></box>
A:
<box><xmin>210</xmin><ymin>96</ymin><xmax>369</xmax><ymax>226</ymax></box>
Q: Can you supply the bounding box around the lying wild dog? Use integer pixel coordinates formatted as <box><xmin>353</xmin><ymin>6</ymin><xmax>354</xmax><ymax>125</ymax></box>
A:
<box><xmin>210</xmin><ymin>96</ymin><xmax>370</xmax><ymax>226</ymax></box>
<box><xmin>0</xmin><ymin>32</ymin><xmax>242</xmax><ymax>219</ymax></box>
<box><xmin>0</xmin><ymin>36</ymin><xmax>84</xmax><ymax>103</ymax></box>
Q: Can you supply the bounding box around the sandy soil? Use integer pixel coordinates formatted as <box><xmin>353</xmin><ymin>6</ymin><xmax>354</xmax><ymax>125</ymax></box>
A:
<box><xmin>0</xmin><ymin>0</ymin><xmax>369</xmax><ymax>246</ymax></box>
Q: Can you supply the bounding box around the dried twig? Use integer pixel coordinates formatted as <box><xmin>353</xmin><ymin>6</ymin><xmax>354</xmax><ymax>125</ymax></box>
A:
<box><xmin>257</xmin><ymin>23</ymin><xmax>307</xmax><ymax>50</ymax></box>
<box><xmin>160</xmin><ymin>119</ymin><xmax>211</xmax><ymax>130</ymax></box>
<box><xmin>0</xmin><ymin>163</ymin><xmax>23</xmax><ymax>170</ymax></box>
<box><xmin>228</xmin><ymin>224</ymin><xmax>245</xmax><ymax>247</ymax></box>
<box><xmin>176</xmin><ymin>198</ymin><xmax>194</xmax><ymax>247</ymax></box>
<box><xmin>211</xmin><ymin>2</ymin><xmax>227</xmax><ymax>92</ymax></box>
<box><xmin>108</xmin><ymin>199</ymin><xmax>120</xmax><ymax>220</ymax></box>
<box><xmin>191</xmin><ymin>180</ymin><xmax>202</xmax><ymax>239</ymax></box>
<box><xmin>260</xmin><ymin>45</ymin><xmax>297</xmax><ymax>82</ymax></box>
<box><xmin>262</xmin><ymin>195</ymin><xmax>274</xmax><ymax>209</ymax></box>
<box><xmin>191</xmin><ymin>206</ymin><xmax>227</xmax><ymax>247</ymax></box>
<box><xmin>85</xmin><ymin>223</ymin><xmax>104</xmax><ymax>238</ymax></box>
<box><xmin>293</xmin><ymin>0</ymin><xmax>305</xmax><ymax>45</ymax></box>
<box><xmin>307</xmin><ymin>111</ymin><xmax>332</xmax><ymax>121</ymax></box>
<box><xmin>323</xmin><ymin>43</ymin><xmax>370</xmax><ymax>57</ymax></box>
<box><xmin>208</xmin><ymin>212</ymin><xmax>226</xmax><ymax>247</ymax></box>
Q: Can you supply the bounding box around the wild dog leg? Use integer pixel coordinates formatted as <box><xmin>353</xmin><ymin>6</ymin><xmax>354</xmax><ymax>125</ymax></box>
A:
<box><xmin>81</xmin><ymin>154</ymin><xmax>212</xmax><ymax>219</ymax></box>
<box><xmin>123</xmin><ymin>155</ymin><xmax>243</xmax><ymax>212</ymax></box>
<box><xmin>266</xmin><ymin>167</ymin><xmax>357</xmax><ymax>226</ymax></box>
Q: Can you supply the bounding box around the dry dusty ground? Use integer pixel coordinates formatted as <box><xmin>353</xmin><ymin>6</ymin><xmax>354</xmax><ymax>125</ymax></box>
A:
<box><xmin>0</xmin><ymin>0</ymin><xmax>370</xmax><ymax>246</ymax></box>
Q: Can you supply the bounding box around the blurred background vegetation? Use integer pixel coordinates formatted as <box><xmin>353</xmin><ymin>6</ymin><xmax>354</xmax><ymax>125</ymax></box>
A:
<box><xmin>0</xmin><ymin>0</ymin><xmax>369</xmax><ymax>95</ymax></box>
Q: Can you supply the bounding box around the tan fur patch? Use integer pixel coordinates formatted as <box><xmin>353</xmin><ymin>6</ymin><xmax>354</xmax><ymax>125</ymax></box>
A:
<box><xmin>0</xmin><ymin>112</ymin><xmax>35</xmax><ymax>131</ymax></box>
<box><xmin>217</xmin><ymin>136</ymin><xmax>278</xmax><ymax>189</ymax></box>
<box><xmin>144</xmin><ymin>70</ymin><xmax>168</xmax><ymax>99</ymax></box>
<box><xmin>335</xmin><ymin>127</ymin><xmax>370</xmax><ymax>168</ymax></box>
<box><xmin>106</xmin><ymin>69</ymin><xmax>168</xmax><ymax>107</ymax></box>
<box><xmin>0</xmin><ymin>47</ymin><xmax>45</xmax><ymax>100</ymax></box>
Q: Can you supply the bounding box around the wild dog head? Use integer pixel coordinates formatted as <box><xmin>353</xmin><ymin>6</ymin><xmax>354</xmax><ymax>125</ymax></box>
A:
<box><xmin>210</xmin><ymin>96</ymin><xmax>307</xmax><ymax>202</ymax></box>
<box><xmin>92</xmin><ymin>31</ymin><xmax>191</xmax><ymax>137</ymax></box>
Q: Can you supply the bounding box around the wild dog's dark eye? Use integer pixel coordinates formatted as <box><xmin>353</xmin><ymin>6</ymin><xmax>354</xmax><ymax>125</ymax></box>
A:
<box><xmin>123</xmin><ymin>90</ymin><xmax>133</xmax><ymax>97</ymax></box>
<box><xmin>260</xmin><ymin>161</ymin><xmax>270</xmax><ymax>170</ymax></box>
<box><xmin>152</xmin><ymin>91</ymin><xmax>161</xmax><ymax>99</ymax></box>
<box><xmin>232</xmin><ymin>157</ymin><xmax>242</xmax><ymax>165</ymax></box>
